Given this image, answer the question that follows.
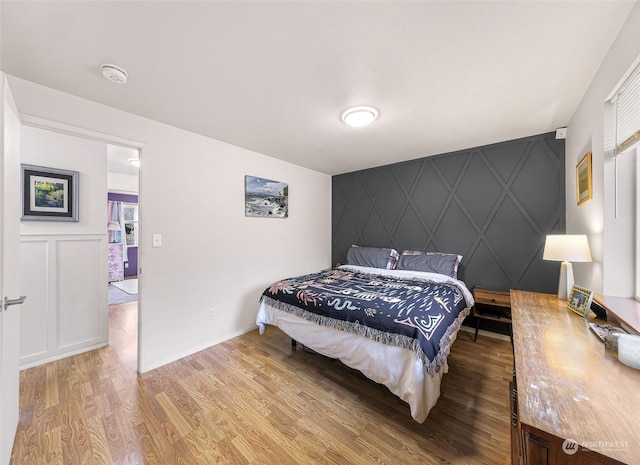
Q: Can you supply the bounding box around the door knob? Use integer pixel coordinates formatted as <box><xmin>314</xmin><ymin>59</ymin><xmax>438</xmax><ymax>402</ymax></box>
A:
<box><xmin>2</xmin><ymin>295</ymin><xmax>26</xmax><ymax>311</ymax></box>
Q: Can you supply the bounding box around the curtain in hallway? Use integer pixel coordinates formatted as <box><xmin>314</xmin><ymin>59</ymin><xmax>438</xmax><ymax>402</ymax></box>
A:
<box><xmin>107</xmin><ymin>200</ymin><xmax>128</xmax><ymax>262</ymax></box>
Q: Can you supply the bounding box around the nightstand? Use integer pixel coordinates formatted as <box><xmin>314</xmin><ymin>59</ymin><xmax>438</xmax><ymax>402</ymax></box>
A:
<box><xmin>472</xmin><ymin>286</ymin><xmax>512</xmax><ymax>342</ymax></box>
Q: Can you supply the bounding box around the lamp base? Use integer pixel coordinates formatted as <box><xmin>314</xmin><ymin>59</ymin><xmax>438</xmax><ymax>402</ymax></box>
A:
<box><xmin>557</xmin><ymin>261</ymin><xmax>574</xmax><ymax>300</ymax></box>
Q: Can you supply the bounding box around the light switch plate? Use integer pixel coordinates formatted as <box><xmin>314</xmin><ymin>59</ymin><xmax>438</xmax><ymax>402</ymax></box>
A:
<box><xmin>152</xmin><ymin>234</ymin><xmax>162</xmax><ymax>247</ymax></box>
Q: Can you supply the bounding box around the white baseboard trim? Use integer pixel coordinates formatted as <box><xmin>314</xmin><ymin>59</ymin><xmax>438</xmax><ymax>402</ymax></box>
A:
<box><xmin>138</xmin><ymin>325</ymin><xmax>257</xmax><ymax>374</ymax></box>
<box><xmin>20</xmin><ymin>341</ymin><xmax>109</xmax><ymax>370</ymax></box>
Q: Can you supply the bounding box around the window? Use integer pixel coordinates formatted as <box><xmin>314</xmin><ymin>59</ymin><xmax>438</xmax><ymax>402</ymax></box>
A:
<box><xmin>122</xmin><ymin>203</ymin><xmax>138</xmax><ymax>247</ymax></box>
<box><xmin>604</xmin><ymin>59</ymin><xmax>640</xmax><ymax>298</ymax></box>
<box><xmin>607</xmin><ymin>63</ymin><xmax>640</xmax><ymax>156</ymax></box>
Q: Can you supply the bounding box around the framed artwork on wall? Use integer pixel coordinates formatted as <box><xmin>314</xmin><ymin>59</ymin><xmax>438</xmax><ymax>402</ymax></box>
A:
<box><xmin>245</xmin><ymin>175</ymin><xmax>288</xmax><ymax>218</ymax></box>
<box><xmin>576</xmin><ymin>152</ymin><xmax>592</xmax><ymax>206</ymax></box>
<box><xmin>21</xmin><ymin>164</ymin><xmax>79</xmax><ymax>222</ymax></box>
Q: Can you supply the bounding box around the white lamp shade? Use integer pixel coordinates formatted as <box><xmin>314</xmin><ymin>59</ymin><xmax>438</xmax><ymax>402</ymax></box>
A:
<box><xmin>543</xmin><ymin>234</ymin><xmax>592</xmax><ymax>263</ymax></box>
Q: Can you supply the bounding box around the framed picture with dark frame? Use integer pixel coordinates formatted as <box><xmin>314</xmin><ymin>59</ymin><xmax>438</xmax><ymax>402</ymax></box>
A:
<box><xmin>567</xmin><ymin>284</ymin><xmax>594</xmax><ymax>318</ymax></box>
<box><xmin>21</xmin><ymin>164</ymin><xmax>79</xmax><ymax>222</ymax></box>
<box><xmin>576</xmin><ymin>152</ymin><xmax>593</xmax><ymax>206</ymax></box>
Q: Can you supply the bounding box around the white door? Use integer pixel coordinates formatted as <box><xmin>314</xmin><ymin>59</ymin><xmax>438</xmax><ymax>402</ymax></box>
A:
<box><xmin>0</xmin><ymin>74</ymin><xmax>24</xmax><ymax>465</ymax></box>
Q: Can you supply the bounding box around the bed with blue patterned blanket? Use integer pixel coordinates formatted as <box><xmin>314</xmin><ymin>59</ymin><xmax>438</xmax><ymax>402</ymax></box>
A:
<box><xmin>256</xmin><ymin>265</ymin><xmax>474</xmax><ymax>422</ymax></box>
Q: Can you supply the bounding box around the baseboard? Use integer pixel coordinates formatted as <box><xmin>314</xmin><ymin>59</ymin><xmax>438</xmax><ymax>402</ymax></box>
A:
<box><xmin>138</xmin><ymin>324</ymin><xmax>257</xmax><ymax>373</ymax></box>
<box><xmin>20</xmin><ymin>341</ymin><xmax>109</xmax><ymax>370</ymax></box>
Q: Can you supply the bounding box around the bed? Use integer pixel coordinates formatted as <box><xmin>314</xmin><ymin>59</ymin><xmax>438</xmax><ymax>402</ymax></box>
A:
<box><xmin>255</xmin><ymin>246</ymin><xmax>474</xmax><ymax>423</ymax></box>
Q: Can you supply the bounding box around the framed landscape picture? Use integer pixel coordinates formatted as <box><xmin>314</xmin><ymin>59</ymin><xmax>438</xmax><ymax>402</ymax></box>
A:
<box><xmin>576</xmin><ymin>152</ymin><xmax>592</xmax><ymax>206</ymax></box>
<box><xmin>21</xmin><ymin>164</ymin><xmax>79</xmax><ymax>222</ymax></box>
<box><xmin>245</xmin><ymin>175</ymin><xmax>288</xmax><ymax>218</ymax></box>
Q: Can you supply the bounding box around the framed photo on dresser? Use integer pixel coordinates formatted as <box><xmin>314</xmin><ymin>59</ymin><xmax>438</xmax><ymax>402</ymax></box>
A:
<box><xmin>567</xmin><ymin>284</ymin><xmax>594</xmax><ymax>317</ymax></box>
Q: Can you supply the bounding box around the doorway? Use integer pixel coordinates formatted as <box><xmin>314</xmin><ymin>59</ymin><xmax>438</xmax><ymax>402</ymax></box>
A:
<box><xmin>18</xmin><ymin>123</ymin><xmax>143</xmax><ymax>373</ymax></box>
<box><xmin>107</xmin><ymin>144</ymin><xmax>140</xmax><ymax>306</ymax></box>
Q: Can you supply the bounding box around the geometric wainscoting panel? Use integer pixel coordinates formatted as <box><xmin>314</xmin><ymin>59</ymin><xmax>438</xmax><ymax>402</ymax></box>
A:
<box><xmin>332</xmin><ymin>132</ymin><xmax>565</xmax><ymax>293</ymax></box>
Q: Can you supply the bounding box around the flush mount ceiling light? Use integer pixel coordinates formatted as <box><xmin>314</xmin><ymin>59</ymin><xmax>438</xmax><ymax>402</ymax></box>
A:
<box><xmin>341</xmin><ymin>106</ymin><xmax>379</xmax><ymax>127</ymax></box>
<box><xmin>101</xmin><ymin>63</ymin><xmax>128</xmax><ymax>84</ymax></box>
<box><xmin>128</xmin><ymin>158</ymin><xmax>140</xmax><ymax>167</ymax></box>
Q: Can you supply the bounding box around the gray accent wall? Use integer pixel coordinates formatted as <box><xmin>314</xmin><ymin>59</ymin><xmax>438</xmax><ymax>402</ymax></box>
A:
<box><xmin>332</xmin><ymin>132</ymin><xmax>565</xmax><ymax>293</ymax></box>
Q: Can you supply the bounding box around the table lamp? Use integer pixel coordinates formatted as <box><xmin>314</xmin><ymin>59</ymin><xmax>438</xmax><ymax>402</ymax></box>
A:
<box><xmin>543</xmin><ymin>234</ymin><xmax>592</xmax><ymax>300</ymax></box>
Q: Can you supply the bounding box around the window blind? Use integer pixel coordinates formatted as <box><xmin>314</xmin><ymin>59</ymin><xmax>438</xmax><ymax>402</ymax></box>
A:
<box><xmin>611</xmin><ymin>64</ymin><xmax>640</xmax><ymax>155</ymax></box>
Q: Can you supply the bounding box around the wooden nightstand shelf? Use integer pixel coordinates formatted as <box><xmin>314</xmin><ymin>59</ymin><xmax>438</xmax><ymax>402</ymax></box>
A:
<box><xmin>472</xmin><ymin>286</ymin><xmax>512</xmax><ymax>342</ymax></box>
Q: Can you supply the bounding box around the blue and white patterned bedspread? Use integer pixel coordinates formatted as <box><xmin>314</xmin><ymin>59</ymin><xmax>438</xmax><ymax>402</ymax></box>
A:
<box><xmin>260</xmin><ymin>266</ymin><xmax>472</xmax><ymax>375</ymax></box>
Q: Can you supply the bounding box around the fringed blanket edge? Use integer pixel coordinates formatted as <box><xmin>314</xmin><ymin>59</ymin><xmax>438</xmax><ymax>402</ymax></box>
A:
<box><xmin>260</xmin><ymin>295</ymin><xmax>470</xmax><ymax>376</ymax></box>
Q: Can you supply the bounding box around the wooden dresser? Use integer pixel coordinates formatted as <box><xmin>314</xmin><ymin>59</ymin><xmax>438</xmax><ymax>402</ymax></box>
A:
<box><xmin>510</xmin><ymin>290</ymin><xmax>640</xmax><ymax>465</ymax></box>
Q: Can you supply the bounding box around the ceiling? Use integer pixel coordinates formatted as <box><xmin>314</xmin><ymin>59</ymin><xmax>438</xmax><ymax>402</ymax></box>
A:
<box><xmin>1</xmin><ymin>1</ymin><xmax>636</xmax><ymax>175</ymax></box>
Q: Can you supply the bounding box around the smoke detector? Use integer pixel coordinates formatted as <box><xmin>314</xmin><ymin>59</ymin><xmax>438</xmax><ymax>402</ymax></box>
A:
<box><xmin>101</xmin><ymin>64</ymin><xmax>128</xmax><ymax>84</ymax></box>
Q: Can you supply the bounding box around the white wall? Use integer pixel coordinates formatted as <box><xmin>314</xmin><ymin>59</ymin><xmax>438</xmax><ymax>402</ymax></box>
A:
<box><xmin>20</xmin><ymin>125</ymin><xmax>108</xmax><ymax>235</ymax></box>
<box><xmin>566</xmin><ymin>2</ymin><xmax>640</xmax><ymax>296</ymax></box>
<box><xmin>108</xmin><ymin>172</ymin><xmax>138</xmax><ymax>193</ymax></box>
<box><xmin>19</xmin><ymin>126</ymin><xmax>109</xmax><ymax>367</ymax></box>
<box><xmin>8</xmin><ymin>76</ymin><xmax>332</xmax><ymax>372</ymax></box>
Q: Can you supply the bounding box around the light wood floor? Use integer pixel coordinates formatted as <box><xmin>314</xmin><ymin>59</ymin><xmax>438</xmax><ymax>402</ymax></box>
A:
<box><xmin>11</xmin><ymin>303</ymin><xmax>514</xmax><ymax>464</ymax></box>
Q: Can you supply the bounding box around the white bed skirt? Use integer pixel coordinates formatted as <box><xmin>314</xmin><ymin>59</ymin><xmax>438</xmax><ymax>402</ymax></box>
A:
<box><xmin>256</xmin><ymin>299</ymin><xmax>458</xmax><ymax>423</ymax></box>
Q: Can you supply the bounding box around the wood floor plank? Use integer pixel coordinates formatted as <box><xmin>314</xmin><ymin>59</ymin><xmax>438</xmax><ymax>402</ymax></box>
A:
<box><xmin>132</xmin><ymin>421</ymin><xmax>164</xmax><ymax>465</ymax></box>
<box><xmin>44</xmin><ymin>426</ymin><xmax>63</xmax><ymax>465</ymax></box>
<box><xmin>59</xmin><ymin>414</ymin><xmax>91</xmax><ymax>465</ymax></box>
<box><xmin>230</xmin><ymin>434</ymin><xmax>260</xmax><ymax>463</ymax></box>
<box><xmin>86</xmin><ymin>416</ymin><xmax>115</xmax><ymax>465</ymax></box>
<box><xmin>44</xmin><ymin>365</ymin><xmax>59</xmax><ymax>409</ymax></box>
<box><xmin>11</xmin><ymin>302</ymin><xmax>513</xmax><ymax>464</ymax></box>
